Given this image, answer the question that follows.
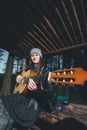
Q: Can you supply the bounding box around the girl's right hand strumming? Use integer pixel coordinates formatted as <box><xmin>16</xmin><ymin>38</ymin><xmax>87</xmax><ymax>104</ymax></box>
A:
<box><xmin>27</xmin><ymin>78</ymin><xmax>38</xmax><ymax>91</ymax></box>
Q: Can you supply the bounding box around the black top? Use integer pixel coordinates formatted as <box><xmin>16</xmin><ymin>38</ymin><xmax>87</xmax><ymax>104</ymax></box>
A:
<box><xmin>1</xmin><ymin>66</ymin><xmax>55</xmax><ymax>127</ymax></box>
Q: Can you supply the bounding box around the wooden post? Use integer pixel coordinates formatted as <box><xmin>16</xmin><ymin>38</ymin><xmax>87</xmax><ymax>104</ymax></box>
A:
<box><xmin>22</xmin><ymin>58</ymin><xmax>27</xmax><ymax>71</ymax></box>
<box><xmin>0</xmin><ymin>52</ymin><xmax>14</xmax><ymax>95</ymax></box>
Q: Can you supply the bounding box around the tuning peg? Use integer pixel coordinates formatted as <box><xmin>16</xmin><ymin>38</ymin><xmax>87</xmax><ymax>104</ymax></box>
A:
<box><xmin>63</xmin><ymin>79</ymin><xmax>65</xmax><ymax>82</ymax></box>
<box><xmin>57</xmin><ymin>72</ymin><xmax>60</xmax><ymax>75</ymax></box>
<box><xmin>70</xmin><ymin>79</ymin><xmax>73</xmax><ymax>82</ymax></box>
<box><xmin>70</xmin><ymin>70</ymin><xmax>74</xmax><ymax>74</ymax></box>
<box><xmin>63</xmin><ymin>71</ymin><xmax>66</xmax><ymax>74</ymax></box>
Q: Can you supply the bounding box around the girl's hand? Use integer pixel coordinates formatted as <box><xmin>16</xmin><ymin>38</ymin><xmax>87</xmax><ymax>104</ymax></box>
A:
<box><xmin>27</xmin><ymin>78</ymin><xmax>37</xmax><ymax>91</ymax></box>
<box><xmin>16</xmin><ymin>75</ymin><xmax>22</xmax><ymax>83</ymax></box>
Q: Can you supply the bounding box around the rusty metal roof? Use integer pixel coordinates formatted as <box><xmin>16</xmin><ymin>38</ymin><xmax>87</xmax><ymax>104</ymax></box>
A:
<box><xmin>0</xmin><ymin>0</ymin><xmax>87</xmax><ymax>57</ymax></box>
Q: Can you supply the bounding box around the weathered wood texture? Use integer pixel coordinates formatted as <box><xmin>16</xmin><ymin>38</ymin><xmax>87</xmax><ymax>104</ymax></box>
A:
<box><xmin>40</xmin><ymin>103</ymin><xmax>87</xmax><ymax>127</ymax></box>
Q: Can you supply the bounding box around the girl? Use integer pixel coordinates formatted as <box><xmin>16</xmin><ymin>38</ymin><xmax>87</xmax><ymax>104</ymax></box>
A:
<box><xmin>0</xmin><ymin>48</ymin><xmax>55</xmax><ymax>130</ymax></box>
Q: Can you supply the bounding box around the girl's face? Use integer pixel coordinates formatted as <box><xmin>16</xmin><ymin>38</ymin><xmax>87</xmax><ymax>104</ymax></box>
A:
<box><xmin>31</xmin><ymin>52</ymin><xmax>41</xmax><ymax>64</ymax></box>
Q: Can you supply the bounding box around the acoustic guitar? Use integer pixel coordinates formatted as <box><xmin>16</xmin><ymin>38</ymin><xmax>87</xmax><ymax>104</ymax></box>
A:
<box><xmin>13</xmin><ymin>67</ymin><xmax>87</xmax><ymax>94</ymax></box>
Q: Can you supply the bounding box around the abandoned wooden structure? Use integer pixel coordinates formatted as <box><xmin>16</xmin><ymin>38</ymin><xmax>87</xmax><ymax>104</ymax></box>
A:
<box><xmin>0</xmin><ymin>0</ymin><xmax>87</xmax><ymax>57</ymax></box>
<box><xmin>0</xmin><ymin>0</ymin><xmax>87</xmax><ymax>129</ymax></box>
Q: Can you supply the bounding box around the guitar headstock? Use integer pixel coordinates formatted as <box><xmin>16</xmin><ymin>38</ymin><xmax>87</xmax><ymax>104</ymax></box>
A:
<box><xmin>49</xmin><ymin>67</ymin><xmax>87</xmax><ymax>85</ymax></box>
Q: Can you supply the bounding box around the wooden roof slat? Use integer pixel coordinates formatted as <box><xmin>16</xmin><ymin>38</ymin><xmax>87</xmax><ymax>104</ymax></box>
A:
<box><xmin>55</xmin><ymin>6</ymin><xmax>74</xmax><ymax>45</ymax></box>
<box><xmin>0</xmin><ymin>0</ymin><xmax>87</xmax><ymax>57</ymax></box>
<box><xmin>28</xmin><ymin>32</ymin><xmax>49</xmax><ymax>52</ymax></box>
<box><xmin>70</xmin><ymin>0</ymin><xmax>84</xmax><ymax>42</ymax></box>
<box><xmin>61</xmin><ymin>0</ymin><xmax>78</xmax><ymax>44</ymax></box>
<box><xmin>33</xmin><ymin>24</ymin><xmax>58</xmax><ymax>50</ymax></box>
<box><xmin>32</xmin><ymin>30</ymin><xmax>53</xmax><ymax>51</ymax></box>
<box><xmin>44</xmin><ymin>16</ymin><xmax>65</xmax><ymax>48</ymax></box>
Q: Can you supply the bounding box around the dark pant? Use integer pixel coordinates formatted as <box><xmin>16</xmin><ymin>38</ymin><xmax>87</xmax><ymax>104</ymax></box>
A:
<box><xmin>0</xmin><ymin>99</ymin><xmax>14</xmax><ymax>130</ymax></box>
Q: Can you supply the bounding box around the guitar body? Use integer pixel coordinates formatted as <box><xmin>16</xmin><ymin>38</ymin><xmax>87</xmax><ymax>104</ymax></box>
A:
<box><xmin>13</xmin><ymin>83</ymin><xmax>28</xmax><ymax>94</ymax></box>
<box><xmin>13</xmin><ymin>70</ymin><xmax>38</xmax><ymax>94</ymax></box>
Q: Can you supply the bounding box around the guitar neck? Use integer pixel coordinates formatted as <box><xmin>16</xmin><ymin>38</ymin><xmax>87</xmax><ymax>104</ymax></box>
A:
<box><xmin>13</xmin><ymin>67</ymin><xmax>87</xmax><ymax>94</ymax></box>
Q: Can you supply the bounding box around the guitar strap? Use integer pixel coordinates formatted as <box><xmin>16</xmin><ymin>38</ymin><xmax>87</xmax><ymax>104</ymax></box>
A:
<box><xmin>39</xmin><ymin>66</ymin><xmax>44</xmax><ymax>75</ymax></box>
<box><xmin>38</xmin><ymin>66</ymin><xmax>44</xmax><ymax>90</ymax></box>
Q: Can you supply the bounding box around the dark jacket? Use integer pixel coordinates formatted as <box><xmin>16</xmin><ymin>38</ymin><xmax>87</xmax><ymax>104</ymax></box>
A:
<box><xmin>1</xmin><ymin>65</ymin><xmax>55</xmax><ymax>127</ymax></box>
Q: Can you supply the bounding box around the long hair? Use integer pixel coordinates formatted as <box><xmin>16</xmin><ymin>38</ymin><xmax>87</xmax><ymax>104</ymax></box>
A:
<box><xmin>26</xmin><ymin>56</ymin><xmax>44</xmax><ymax>74</ymax></box>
